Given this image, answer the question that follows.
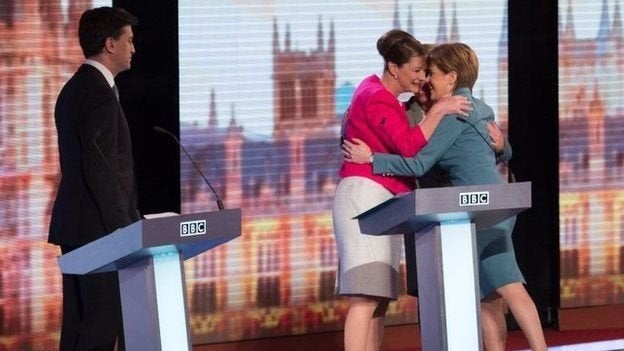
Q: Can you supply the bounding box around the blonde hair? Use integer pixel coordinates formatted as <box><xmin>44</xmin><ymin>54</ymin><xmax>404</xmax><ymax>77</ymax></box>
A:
<box><xmin>427</xmin><ymin>43</ymin><xmax>479</xmax><ymax>90</ymax></box>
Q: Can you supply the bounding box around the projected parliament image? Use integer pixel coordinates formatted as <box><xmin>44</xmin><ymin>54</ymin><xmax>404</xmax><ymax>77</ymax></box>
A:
<box><xmin>0</xmin><ymin>0</ymin><xmax>623</xmax><ymax>350</ymax></box>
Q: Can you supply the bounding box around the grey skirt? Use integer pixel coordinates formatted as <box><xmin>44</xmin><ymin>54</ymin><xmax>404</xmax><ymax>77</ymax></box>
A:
<box><xmin>332</xmin><ymin>176</ymin><xmax>403</xmax><ymax>299</ymax></box>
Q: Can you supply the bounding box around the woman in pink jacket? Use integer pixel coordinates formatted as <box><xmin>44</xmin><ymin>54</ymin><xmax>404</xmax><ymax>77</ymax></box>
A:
<box><xmin>332</xmin><ymin>29</ymin><xmax>471</xmax><ymax>351</ymax></box>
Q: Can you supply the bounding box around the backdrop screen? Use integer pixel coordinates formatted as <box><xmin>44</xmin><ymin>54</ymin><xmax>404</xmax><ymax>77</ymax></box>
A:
<box><xmin>0</xmin><ymin>1</ymin><xmax>110</xmax><ymax>349</ymax></box>
<box><xmin>178</xmin><ymin>0</ymin><xmax>509</xmax><ymax>344</ymax></box>
<box><xmin>558</xmin><ymin>0</ymin><xmax>624</xmax><ymax>308</ymax></box>
<box><xmin>0</xmin><ymin>0</ymin><xmax>508</xmax><ymax>348</ymax></box>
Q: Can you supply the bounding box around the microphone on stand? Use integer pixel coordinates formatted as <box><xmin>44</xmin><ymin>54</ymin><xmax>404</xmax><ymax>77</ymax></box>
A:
<box><xmin>92</xmin><ymin>130</ymin><xmax>142</xmax><ymax>220</ymax></box>
<box><xmin>153</xmin><ymin>126</ymin><xmax>225</xmax><ymax>210</ymax></box>
<box><xmin>455</xmin><ymin>116</ymin><xmax>516</xmax><ymax>183</ymax></box>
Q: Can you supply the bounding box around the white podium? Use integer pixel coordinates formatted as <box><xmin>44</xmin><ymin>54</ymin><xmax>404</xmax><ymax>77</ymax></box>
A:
<box><xmin>357</xmin><ymin>182</ymin><xmax>531</xmax><ymax>351</ymax></box>
<box><xmin>58</xmin><ymin>209</ymin><xmax>242</xmax><ymax>351</ymax></box>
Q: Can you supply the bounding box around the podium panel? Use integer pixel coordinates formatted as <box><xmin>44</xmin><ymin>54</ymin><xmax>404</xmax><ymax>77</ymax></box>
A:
<box><xmin>58</xmin><ymin>209</ymin><xmax>242</xmax><ymax>351</ymax></box>
<box><xmin>357</xmin><ymin>183</ymin><xmax>531</xmax><ymax>351</ymax></box>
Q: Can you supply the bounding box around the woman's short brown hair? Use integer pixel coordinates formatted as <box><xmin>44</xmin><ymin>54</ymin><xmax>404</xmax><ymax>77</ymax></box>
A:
<box><xmin>427</xmin><ymin>43</ymin><xmax>479</xmax><ymax>90</ymax></box>
<box><xmin>376</xmin><ymin>29</ymin><xmax>426</xmax><ymax>71</ymax></box>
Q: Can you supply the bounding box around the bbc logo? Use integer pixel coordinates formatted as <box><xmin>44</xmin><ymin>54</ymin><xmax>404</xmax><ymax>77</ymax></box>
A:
<box><xmin>459</xmin><ymin>191</ymin><xmax>490</xmax><ymax>207</ymax></box>
<box><xmin>180</xmin><ymin>220</ymin><xmax>207</xmax><ymax>237</ymax></box>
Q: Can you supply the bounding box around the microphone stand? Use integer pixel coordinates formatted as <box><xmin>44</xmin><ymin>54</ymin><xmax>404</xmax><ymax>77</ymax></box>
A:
<box><xmin>154</xmin><ymin>126</ymin><xmax>225</xmax><ymax>210</ymax></box>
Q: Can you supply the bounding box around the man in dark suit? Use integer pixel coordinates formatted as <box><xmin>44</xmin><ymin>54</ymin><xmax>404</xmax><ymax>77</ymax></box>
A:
<box><xmin>48</xmin><ymin>7</ymin><xmax>140</xmax><ymax>351</ymax></box>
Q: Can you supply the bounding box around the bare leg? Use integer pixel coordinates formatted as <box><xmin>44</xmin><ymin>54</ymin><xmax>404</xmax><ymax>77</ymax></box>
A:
<box><xmin>344</xmin><ymin>296</ymin><xmax>388</xmax><ymax>351</ymax></box>
<box><xmin>366</xmin><ymin>299</ymin><xmax>389</xmax><ymax>351</ymax></box>
<box><xmin>497</xmin><ymin>283</ymin><xmax>547</xmax><ymax>351</ymax></box>
<box><xmin>481</xmin><ymin>296</ymin><xmax>506</xmax><ymax>351</ymax></box>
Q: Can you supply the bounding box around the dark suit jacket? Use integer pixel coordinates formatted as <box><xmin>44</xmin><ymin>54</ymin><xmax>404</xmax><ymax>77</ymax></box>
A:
<box><xmin>49</xmin><ymin>64</ymin><xmax>140</xmax><ymax>246</ymax></box>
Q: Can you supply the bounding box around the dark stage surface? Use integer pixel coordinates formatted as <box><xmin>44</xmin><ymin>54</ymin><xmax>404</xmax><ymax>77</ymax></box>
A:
<box><xmin>192</xmin><ymin>324</ymin><xmax>624</xmax><ymax>351</ymax></box>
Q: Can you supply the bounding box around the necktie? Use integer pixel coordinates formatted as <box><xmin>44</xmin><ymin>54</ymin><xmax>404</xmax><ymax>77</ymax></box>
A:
<box><xmin>112</xmin><ymin>84</ymin><xmax>120</xmax><ymax>101</ymax></box>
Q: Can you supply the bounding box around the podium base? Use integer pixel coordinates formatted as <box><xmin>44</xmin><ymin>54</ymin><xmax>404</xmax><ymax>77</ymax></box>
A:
<box><xmin>416</xmin><ymin>220</ymin><xmax>483</xmax><ymax>351</ymax></box>
<box><xmin>119</xmin><ymin>252</ymin><xmax>191</xmax><ymax>351</ymax></box>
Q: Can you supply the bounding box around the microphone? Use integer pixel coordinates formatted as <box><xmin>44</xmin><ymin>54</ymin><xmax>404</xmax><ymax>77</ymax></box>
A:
<box><xmin>92</xmin><ymin>130</ymin><xmax>142</xmax><ymax>220</ymax></box>
<box><xmin>455</xmin><ymin>116</ymin><xmax>516</xmax><ymax>182</ymax></box>
<box><xmin>153</xmin><ymin>126</ymin><xmax>225</xmax><ymax>210</ymax></box>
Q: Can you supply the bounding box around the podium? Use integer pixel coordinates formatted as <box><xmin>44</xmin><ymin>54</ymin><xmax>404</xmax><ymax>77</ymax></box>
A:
<box><xmin>58</xmin><ymin>209</ymin><xmax>242</xmax><ymax>351</ymax></box>
<box><xmin>356</xmin><ymin>182</ymin><xmax>531</xmax><ymax>351</ymax></box>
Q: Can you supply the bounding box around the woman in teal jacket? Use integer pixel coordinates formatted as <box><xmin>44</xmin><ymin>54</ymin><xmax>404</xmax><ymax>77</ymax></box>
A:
<box><xmin>343</xmin><ymin>43</ymin><xmax>546</xmax><ymax>351</ymax></box>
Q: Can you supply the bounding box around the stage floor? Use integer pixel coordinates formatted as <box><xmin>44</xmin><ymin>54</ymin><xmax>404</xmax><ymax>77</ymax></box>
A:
<box><xmin>193</xmin><ymin>325</ymin><xmax>624</xmax><ymax>351</ymax></box>
<box><xmin>502</xmin><ymin>328</ymin><xmax>624</xmax><ymax>351</ymax></box>
<box><xmin>385</xmin><ymin>326</ymin><xmax>624</xmax><ymax>351</ymax></box>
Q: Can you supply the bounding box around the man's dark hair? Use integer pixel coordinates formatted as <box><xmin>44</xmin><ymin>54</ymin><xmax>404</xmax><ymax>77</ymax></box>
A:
<box><xmin>78</xmin><ymin>7</ymin><xmax>138</xmax><ymax>58</ymax></box>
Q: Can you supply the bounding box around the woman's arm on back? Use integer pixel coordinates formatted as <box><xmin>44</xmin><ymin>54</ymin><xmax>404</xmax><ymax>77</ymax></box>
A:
<box><xmin>365</xmin><ymin>93</ymin><xmax>471</xmax><ymax>157</ymax></box>
<box><xmin>487</xmin><ymin>121</ymin><xmax>512</xmax><ymax>164</ymax></box>
<box><xmin>345</xmin><ymin>113</ymin><xmax>465</xmax><ymax>177</ymax></box>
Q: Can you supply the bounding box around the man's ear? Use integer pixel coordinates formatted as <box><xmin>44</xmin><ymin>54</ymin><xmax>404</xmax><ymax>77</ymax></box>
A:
<box><xmin>104</xmin><ymin>37</ymin><xmax>115</xmax><ymax>54</ymax></box>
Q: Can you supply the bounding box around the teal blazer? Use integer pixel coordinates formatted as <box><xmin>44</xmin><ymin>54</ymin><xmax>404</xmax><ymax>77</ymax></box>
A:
<box><xmin>373</xmin><ymin>87</ymin><xmax>509</xmax><ymax>186</ymax></box>
<box><xmin>374</xmin><ymin>87</ymin><xmax>524</xmax><ymax>297</ymax></box>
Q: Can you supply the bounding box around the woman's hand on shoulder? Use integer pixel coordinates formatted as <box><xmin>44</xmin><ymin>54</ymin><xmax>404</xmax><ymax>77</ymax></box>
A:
<box><xmin>430</xmin><ymin>95</ymin><xmax>472</xmax><ymax>117</ymax></box>
<box><xmin>342</xmin><ymin>138</ymin><xmax>372</xmax><ymax>164</ymax></box>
